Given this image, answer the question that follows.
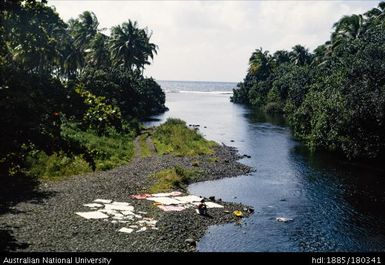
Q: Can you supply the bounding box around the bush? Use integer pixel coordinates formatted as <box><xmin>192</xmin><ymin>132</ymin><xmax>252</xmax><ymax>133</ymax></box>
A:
<box><xmin>78</xmin><ymin>67</ymin><xmax>166</xmax><ymax>118</ymax></box>
<box><xmin>75</xmin><ymin>85</ymin><xmax>122</xmax><ymax>134</ymax></box>
<box><xmin>26</xmin><ymin>151</ymin><xmax>91</xmax><ymax>180</ymax></box>
<box><xmin>0</xmin><ymin>65</ymin><xmax>69</xmax><ymax>175</ymax></box>
<box><xmin>153</xmin><ymin>118</ymin><xmax>217</xmax><ymax>156</ymax></box>
<box><xmin>61</xmin><ymin>123</ymin><xmax>135</xmax><ymax>171</ymax></box>
<box><xmin>149</xmin><ymin>166</ymin><xmax>199</xmax><ymax>193</ymax></box>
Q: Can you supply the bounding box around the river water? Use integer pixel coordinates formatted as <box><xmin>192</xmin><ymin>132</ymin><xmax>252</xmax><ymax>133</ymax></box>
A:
<box><xmin>146</xmin><ymin>80</ymin><xmax>385</xmax><ymax>252</ymax></box>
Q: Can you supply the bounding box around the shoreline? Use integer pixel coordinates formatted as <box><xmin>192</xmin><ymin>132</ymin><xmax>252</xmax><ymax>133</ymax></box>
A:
<box><xmin>0</xmin><ymin>144</ymin><xmax>252</xmax><ymax>252</ymax></box>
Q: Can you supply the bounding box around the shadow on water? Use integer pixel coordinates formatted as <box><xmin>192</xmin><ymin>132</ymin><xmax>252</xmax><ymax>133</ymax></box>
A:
<box><xmin>250</xmin><ymin>108</ymin><xmax>385</xmax><ymax>221</ymax></box>
<box><xmin>0</xmin><ymin>172</ymin><xmax>54</xmax><ymax>251</ymax></box>
<box><xmin>147</xmin><ymin>91</ymin><xmax>385</xmax><ymax>251</ymax></box>
<box><xmin>293</xmin><ymin>145</ymin><xmax>385</xmax><ymax>219</ymax></box>
<box><xmin>286</xmin><ymin>139</ymin><xmax>385</xmax><ymax>251</ymax></box>
<box><xmin>251</xmin><ymin>109</ymin><xmax>385</xmax><ymax>251</ymax></box>
<box><xmin>244</xmin><ymin>107</ymin><xmax>287</xmax><ymax>127</ymax></box>
<box><xmin>193</xmin><ymin>106</ymin><xmax>385</xmax><ymax>251</ymax></box>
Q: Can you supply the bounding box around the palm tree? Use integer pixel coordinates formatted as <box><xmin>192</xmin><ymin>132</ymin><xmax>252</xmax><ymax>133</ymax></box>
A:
<box><xmin>8</xmin><ymin>3</ymin><xmax>67</xmax><ymax>74</ymax></box>
<box><xmin>61</xmin><ymin>37</ymin><xmax>84</xmax><ymax>79</ymax></box>
<box><xmin>248</xmin><ymin>48</ymin><xmax>270</xmax><ymax>76</ymax></box>
<box><xmin>65</xmin><ymin>11</ymin><xmax>99</xmax><ymax>75</ymax></box>
<box><xmin>365</xmin><ymin>2</ymin><xmax>385</xmax><ymax>18</ymax></box>
<box><xmin>68</xmin><ymin>11</ymin><xmax>99</xmax><ymax>52</ymax></box>
<box><xmin>365</xmin><ymin>7</ymin><xmax>383</xmax><ymax>18</ymax></box>
<box><xmin>87</xmin><ymin>32</ymin><xmax>110</xmax><ymax>67</ymax></box>
<box><xmin>364</xmin><ymin>2</ymin><xmax>385</xmax><ymax>29</ymax></box>
<box><xmin>311</xmin><ymin>41</ymin><xmax>334</xmax><ymax>66</ymax></box>
<box><xmin>331</xmin><ymin>14</ymin><xmax>364</xmax><ymax>50</ymax></box>
<box><xmin>109</xmin><ymin>20</ymin><xmax>158</xmax><ymax>72</ymax></box>
<box><xmin>272</xmin><ymin>50</ymin><xmax>290</xmax><ymax>65</ymax></box>
<box><xmin>289</xmin><ymin>45</ymin><xmax>311</xmax><ymax>66</ymax></box>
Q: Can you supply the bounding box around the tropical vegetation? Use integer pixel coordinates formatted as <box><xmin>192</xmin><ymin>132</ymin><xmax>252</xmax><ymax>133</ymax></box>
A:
<box><xmin>1</xmin><ymin>0</ymin><xmax>166</xmax><ymax>180</ymax></box>
<box><xmin>153</xmin><ymin>118</ymin><xmax>217</xmax><ymax>157</ymax></box>
<box><xmin>149</xmin><ymin>165</ymin><xmax>200</xmax><ymax>193</ymax></box>
<box><xmin>231</xmin><ymin>2</ymin><xmax>385</xmax><ymax>160</ymax></box>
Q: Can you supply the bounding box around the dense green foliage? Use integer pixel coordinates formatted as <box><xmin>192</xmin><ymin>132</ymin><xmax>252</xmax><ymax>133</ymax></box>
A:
<box><xmin>25</xmin><ymin>123</ymin><xmax>135</xmax><ymax>180</ymax></box>
<box><xmin>61</xmin><ymin>124</ymin><xmax>135</xmax><ymax>171</ymax></box>
<box><xmin>1</xmin><ymin>1</ymin><xmax>166</xmax><ymax>179</ymax></box>
<box><xmin>232</xmin><ymin>2</ymin><xmax>385</xmax><ymax>160</ymax></box>
<box><xmin>153</xmin><ymin>119</ymin><xmax>217</xmax><ymax>156</ymax></box>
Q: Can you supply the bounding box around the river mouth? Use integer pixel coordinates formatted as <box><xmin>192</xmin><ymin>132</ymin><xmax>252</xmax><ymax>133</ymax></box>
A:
<box><xmin>146</xmin><ymin>89</ymin><xmax>385</xmax><ymax>252</ymax></box>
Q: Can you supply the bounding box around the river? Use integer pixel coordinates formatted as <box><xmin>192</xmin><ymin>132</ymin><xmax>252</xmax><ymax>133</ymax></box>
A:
<box><xmin>145</xmin><ymin>80</ymin><xmax>385</xmax><ymax>252</ymax></box>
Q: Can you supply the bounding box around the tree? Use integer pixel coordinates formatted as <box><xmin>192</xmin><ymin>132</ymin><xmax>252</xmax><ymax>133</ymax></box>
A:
<box><xmin>64</xmin><ymin>11</ymin><xmax>100</xmax><ymax>75</ymax></box>
<box><xmin>1</xmin><ymin>3</ymin><xmax>166</xmax><ymax>179</ymax></box>
<box><xmin>87</xmin><ymin>32</ymin><xmax>111</xmax><ymax>68</ymax></box>
<box><xmin>60</xmin><ymin>36</ymin><xmax>84</xmax><ymax>79</ymax></box>
<box><xmin>68</xmin><ymin>11</ymin><xmax>99</xmax><ymax>52</ymax></box>
<box><xmin>3</xmin><ymin>2</ymin><xmax>68</xmax><ymax>74</ymax></box>
<box><xmin>331</xmin><ymin>14</ymin><xmax>365</xmax><ymax>52</ymax></box>
<box><xmin>109</xmin><ymin>20</ymin><xmax>157</xmax><ymax>72</ymax></box>
<box><xmin>248</xmin><ymin>48</ymin><xmax>271</xmax><ymax>76</ymax></box>
<box><xmin>289</xmin><ymin>45</ymin><xmax>311</xmax><ymax>66</ymax></box>
<box><xmin>364</xmin><ymin>2</ymin><xmax>385</xmax><ymax>20</ymax></box>
<box><xmin>272</xmin><ymin>50</ymin><xmax>290</xmax><ymax>65</ymax></box>
<box><xmin>232</xmin><ymin>2</ymin><xmax>385</xmax><ymax>160</ymax></box>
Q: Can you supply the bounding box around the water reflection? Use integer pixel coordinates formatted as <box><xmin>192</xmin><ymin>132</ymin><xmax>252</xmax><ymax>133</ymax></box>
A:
<box><xmin>148</xmin><ymin>92</ymin><xmax>385</xmax><ymax>251</ymax></box>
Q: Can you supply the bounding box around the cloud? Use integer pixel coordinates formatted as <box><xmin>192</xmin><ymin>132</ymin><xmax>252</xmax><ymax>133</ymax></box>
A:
<box><xmin>253</xmin><ymin>1</ymin><xmax>377</xmax><ymax>51</ymax></box>
<box><xmin>49</xmin><ymin>0</ymin><xmax>379</xmax><ymax>82</ymax></box>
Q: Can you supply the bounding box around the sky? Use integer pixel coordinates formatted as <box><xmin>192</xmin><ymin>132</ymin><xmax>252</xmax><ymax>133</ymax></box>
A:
<box><xmin>49</xmin><ymin>0</ymin><xmax>381</xmax><ymax>82</ymax></box>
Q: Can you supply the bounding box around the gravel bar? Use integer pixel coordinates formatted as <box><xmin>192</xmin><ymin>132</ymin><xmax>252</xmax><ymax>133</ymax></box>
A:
<box><xmin>0</xmin><ymin>145</ymin><xmax>252</xmax><ymax>252</ymax></box>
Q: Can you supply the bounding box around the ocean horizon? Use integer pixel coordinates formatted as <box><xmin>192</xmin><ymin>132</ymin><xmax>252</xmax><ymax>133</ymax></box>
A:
<box><xmin>157</xmin><ymin>80</ymin><xmax>237</xmax><ymax>94</ymax></box>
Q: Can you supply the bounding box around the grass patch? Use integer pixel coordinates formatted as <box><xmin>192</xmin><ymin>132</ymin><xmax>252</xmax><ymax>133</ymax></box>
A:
<box><xmin>62</xmin><ymin>125</ymin><xmax>135</xmax><ymax>171</ymax></box>
<box><xmin>26</xmin><ymin>151</ymin><xmax>91</xmax><ymax>181</ymax></box>
<box><xmin>26</xmin><ymin>124</ymin><xmax>135</xmax><ymax>180</ymax></box>
<box><xmin>208</xmin><ymin>157</ymin><xmax>219</xmax><ymax>163</ymax></box>
<box><xmin>149</xmin><ymin>165</ymin><xmax>200</xmax><ymax>193</ymax></box>
<box><xmin>139</xmin><ymin>133</ymin><xmax>152</xmax><ymax>158</ymax></box>
<box><xmin>153</xmin><ymin>118</ymin><xmax>217</xmax><ymax>156</ymax></box>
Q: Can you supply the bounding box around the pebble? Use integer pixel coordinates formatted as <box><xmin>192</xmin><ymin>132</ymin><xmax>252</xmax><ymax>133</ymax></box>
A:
<box><xmin>0</xmin><ymin>145</ymin><xmax>252</xmax><ymax>252</ymax></box>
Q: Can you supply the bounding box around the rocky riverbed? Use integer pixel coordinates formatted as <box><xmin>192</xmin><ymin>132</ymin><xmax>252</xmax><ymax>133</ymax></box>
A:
<box><xmin>0</xmin><ymin>145</ymin><xmax>252</xmax><ymax>252</ymax></box>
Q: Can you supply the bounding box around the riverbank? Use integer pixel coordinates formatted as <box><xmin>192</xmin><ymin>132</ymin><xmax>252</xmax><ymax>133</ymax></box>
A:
<box><xmin>0</xmin><ymin>138</ymin><xmax>252</xmax><ymax>251</ymax></box>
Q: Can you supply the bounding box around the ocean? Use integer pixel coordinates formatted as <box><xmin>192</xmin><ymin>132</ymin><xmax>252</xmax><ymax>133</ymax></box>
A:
<box><xmin>146</xmin><ymin>80</ymin><xmax>385</xmax><ymax>252</ymax></box>
<box><xmin>157</xmin><ymin>80</ymin><xmax>236</xmax><ymax>94</ymax></box>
